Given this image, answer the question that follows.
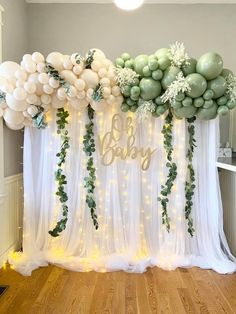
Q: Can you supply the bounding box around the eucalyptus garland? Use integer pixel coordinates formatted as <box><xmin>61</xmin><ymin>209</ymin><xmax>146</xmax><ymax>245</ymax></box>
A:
<box><xmin>49</xmin><ymin>108</ymin><xmax>70</xmax><ymax>237</ymax></box>
<box><xmin>83</xmin><ymin>105</ymin><xmax>99</xmax><ymax>230</ymax></box>
<box><xmin>184</xmin><ymin>117</ymin><xmax>196</xmax><ymax>236</ymax></box>
<box><xmin>158</xmin><ymin>111</ymin><xmax>177</xmax><ymax>232</ymax></box>
<box><xmin>45</xmin><ymin>62</ymin><xmax>70</xmax><ymax>94</ymax></box>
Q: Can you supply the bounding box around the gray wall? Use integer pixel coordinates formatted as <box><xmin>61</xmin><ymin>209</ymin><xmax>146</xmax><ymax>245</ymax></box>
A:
<box><xmin>0</xmin><ymin>0</ymin><xmax>28</xmax><ymax>176</ymax></box>
<box><xmin>27</xmin><ymin>3</ymin><xmax>235</xmax><ymax>146</ymax></box>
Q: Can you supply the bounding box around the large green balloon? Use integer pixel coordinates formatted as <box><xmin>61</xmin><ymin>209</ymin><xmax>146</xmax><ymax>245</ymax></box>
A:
<box><xmin>182</xmin><ymin>58</ymin><xmax>197</xmax><ymax>76</ymax></box>
<box><xmin>134</xmin><ymin>55</ymin><xmax>149</xmax><ymax>76</ymax></box>
<box><xmin>161</xmin><ymin>66</ymin><xmax>181</xmax><ymax>90</ymax></box>
<box><xmin>207</xmin><ymin>76</ymin><xmax>226</xmax><ymax>99</ymax></box>
<box><xmin>158</xmin><ymin>57</ymin><xmax>171</xmax><ymax>71</ymax></box>
<box><xmin>227</xmin><ymin>100</ymin><xmax>236</xmax><ymax>109</ymax></box>
<box><xmin>197</xmin><ymin>102</ymin><xmax>218</xmax><ymax>120</ymax></box>
<box><xmin>186</xmin><ymin>73</ymin><xmax>207</xmax><ymax>98</ymax></box>
<box><xmin>155</xmin><ymin>48</ymin><xmax>169</xmax><ymax>59</ymax></box>
<box><xmin>217</xmin><ymin>105</ymin><xmax>229</xmax><ymax>116</ymax></box>
<box><xmin>174</xmin><ymin>106</ymin><xmax>197</xmax><ymax>119</ymax></box>
<box><xmin>196</xmin><ymin>52</ymin><xmax>223</xmax><ymax>80</ymax></box>
<box><xmin>221</xmin><ymin>68</ymin><xmax>233</xmax><ymax>79</ymax></box>
<box><xmin>140</xmin><ymin>78</ymin><xmax>162</xmax><ymax>101</ymax></box>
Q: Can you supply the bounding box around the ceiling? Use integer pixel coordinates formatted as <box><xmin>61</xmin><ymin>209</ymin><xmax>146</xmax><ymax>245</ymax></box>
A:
<box><xmin>25</xmin><ymin>0</ymin><xmax>236</xmax><ymax>3</ymax></box>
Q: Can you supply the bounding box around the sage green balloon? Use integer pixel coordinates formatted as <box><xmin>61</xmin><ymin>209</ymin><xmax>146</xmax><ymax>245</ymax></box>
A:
<box><xmin>172</xmin><ymin>101</ymin><xmax>182</xmax><ymax>109</ymax></box>
<box><xmin>155</xmin><ymin>48</ymin><xmax>169</xmax><ymax>59</ymax></box>
<box><xmin>193</xmin><ymin>97</ymin><xmax>204</xmax><ymax>107</ymax></box>
<box><xmin>182</xmin><ymin>58</ymin><xmax>197</xmax><ymax>76</ymax></box>
<box><xmin>156</xmin><ymin>104</ymin><xmax>168</xmax><ymax>115</ymax></box>
<box><xmin>123</xmin><ymin>86</ymin><xmax>131</xmax><ymax>97</ymax></box>
<box><xmin>161</xmin><ymin>66</ymin><xmax>181</xmax><ymax>90</ymax></box>
<box><xmin>203</xmin><ymin>89</ymin><xmax>214</xmax><ymax>100</ymax></box>
<box><xmin>175</xmin><ymin>92</ymin><xmax>185</xmax><ymax>102</ymax></box>
<box><xmin>203</xmin><ymin>99</ymin><xmax>214</xmax><ymax>109</ymax></box>
<box><xmin>226</xmin><ymin>100</ymin><xmax>236</xmax><ymax>109</ymax></box>
<box><xmin>115</xmin><ymin>58</ymin><xmax>125</xmax><ymax>68</ymax></box>
<box><xmin>196</xmin><ymin>52</ymin><xmax>223</xmax><ymax>80</ymax></box>
<box><xmin>125</xmin><ymin>60</ymin><xmax>134</xmax><ymax>69</ymax></box>
<box><xmin>140</xmin><ymin>78</ymin><xmax>162</xmax><ymax>100</ymax></box>
<box><xmin>207</xmin><ymin>76</ymin><xmax>227</xmax><ymax>99</ymax></box>
<box><xmin>148</xmin><ymin>58</ymin><xmax>158</xmax><ymax>71</ymax></box>
<box><xmin>217</xmin><ymin>105</ymin><xmax>229</xmax><ymax>116</ymax></box>
<box><xmin>121</xmin><ymin>53</ymin><xmax>131</xmax><ymax>61</ymax></box>
<box><xmin>130</xmin><ymin>93</ymin><xmax>139</xmax><ymax>101</ymax></box>
<box><xmin>131</xmin><ymin>78</ymin><xmax>139</xmax><ymax>86</ymax></box>
<box><xmin>134</xmin><ymin>55</ymin><xmax>149</xmax><ymax>76</ymax></box>
<box><xmin>158</xmin><ymin>56</ymin><xmax>171</xmax><ymax>71</ymax></box>
<box><xmin>155</xmin><ymin>96</ymin><xmax>164</xmax><ymax>105</ymax></box>
<box><xmin>186</xmin><ymin>73</ymin><xmax>207</xmax><ymax>98</ymax></box>
<box><xmin>130</xmin><ymin>105</ymin><xmax>138</xmax><ymax>112</ymax></box>
<box><xmin>126</xmin><ymin>98</ymin><xmax>135</xmax><ymax>106</ymax></box>
<box><xmin>217</xmin><ymin>96</ymin><xmax>228</xmax><ymax>106</ymax></box>
<box><xmin>197</xmin><ymin>102</ymin><xmax>217</xmax><ymax>120</ymax></box>
<box><xmin>152</xmin><ymin>69</ymin><xmax>163</xmax><ymax>81</ymax></box>
<box><xmin>121</xmin><ymin>103</ymin><xmax>129</xmax><ymax>112</ymax></box>
<box><xmin>182</xmin><ymin>97</ymin><xmax>193</xmax><ymax>107</ymax></box>
<box><xmin>143</xmin><ymin>65</ymin><xmax>152</xmax><ymax>77</ymax></box>
<box><xmin>174</xmin><ymin>106</ymin><xmax>197</xmax><ymax>119</ymax></box>
<box><xmin>130</xmin><ymin>86</ymin><xmax>141</xmax><ymax>97</ymax></box>
<box><xmin>152</xmin><ymin>111</ymin><xmax>160</xmax><ymax>118</ymax></box>
<box><xmin>221</xmin><ymin>68</ymin><xmax>233</xmax><ymax>79</ymax></box>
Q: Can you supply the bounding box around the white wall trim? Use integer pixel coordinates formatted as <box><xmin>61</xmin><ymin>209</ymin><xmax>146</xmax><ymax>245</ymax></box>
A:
<box><xmin>25</xmin><ymin>0</ymin><xmax>236</xmax><ymax>4</ymax></box>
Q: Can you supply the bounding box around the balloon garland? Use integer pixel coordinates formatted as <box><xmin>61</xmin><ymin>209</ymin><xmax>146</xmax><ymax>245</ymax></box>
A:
<box><xmin>0</xmin><ymin>43</ymin><xmax>235</xmax><ymax>236</ymax></box>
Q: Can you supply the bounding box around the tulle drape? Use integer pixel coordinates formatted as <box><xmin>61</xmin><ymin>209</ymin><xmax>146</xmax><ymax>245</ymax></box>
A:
<box><xmin>9</xmin><ymin>107</ymin><xmax>236</xmax><ymax>276</ymax></box>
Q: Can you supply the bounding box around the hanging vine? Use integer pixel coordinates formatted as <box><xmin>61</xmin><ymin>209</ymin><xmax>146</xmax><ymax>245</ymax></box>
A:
<box><xmin>83</xmin><ymin>105</ymin><xmax>99</xmax><ymax>230</ymax></box>
<box><xmin>185</xmin><ymin>117</ymin><xmax>196</xmax><ymax>237</ymax></box>
<box><xmin>49</xmin><ymin>108</ymin><xmax>70</xmax><ymax>237</ymax></box>
<box><xmin>158</xmin><ymin>111</ymin><xmax>177</xmax><ymax>232</ymax></box>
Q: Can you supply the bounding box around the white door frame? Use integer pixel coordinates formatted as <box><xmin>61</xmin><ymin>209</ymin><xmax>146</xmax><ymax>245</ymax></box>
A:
<box><xmin>0</xmin><ymin>5</ymin><xmax>4</xmax><ymax>203</ymax></box>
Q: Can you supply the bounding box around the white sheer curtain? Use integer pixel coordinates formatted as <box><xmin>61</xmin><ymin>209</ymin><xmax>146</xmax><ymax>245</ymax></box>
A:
<box><xmin>9</xmin><ymin>106</ymin><xmax>236</xmax><ymax>276</ymax></box>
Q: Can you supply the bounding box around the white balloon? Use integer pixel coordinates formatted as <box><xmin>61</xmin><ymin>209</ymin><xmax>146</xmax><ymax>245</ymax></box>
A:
<box><xmin>24</xmin><ymin>81</ymin><xmax>36</xmax><ymax>94</ymax></box>
<box><xmin>69</xmin><ymin>98</ymin><xmax>88</xmax><ymax>111</ymax></box>
<box><xmin>1</xmin><ymin>83</ymin><xmax>14</xmax><ymax>94</ymax></box>
<box><xmin>80</xmin><ymin>69</ymin><xmax>99</xmax><ymax>89</ymax></box>
<box><xmin>5</xmin><ymin>122</ymin><xmax>24</xmax><ymax>130</ymax></box>
<box><xmin>103</xmin><ymin>87</ymin><xmax>111</xmax><ymax>98</ymax></box>
<box><xmin>4</xmin><ymin>107</ymin><xmax>25</xmax><ymax>124</ymax></box>
<box><xmin>91</xmin><ymin>99</ymin><xmax>108</xmax><ymax>112</ymax></box>
<box><xmin>98</xmin><ymin>68</ymin><xmax>107</xmax><ymax>78</ymax></box>
<box><xmin>73</xmin><ymin>65</ymin><xmax>83</xmax><ymax>75</ymax></box>
<box><xmin>23</xmin><ymin>54</ymin><xmax>33</xmax><ymax>62</ymax></box>
<box><xmin>100</xmin><ymin>77</ymin><xmax>110</xmax><ymax>87</ymax></box>
<box><xmin>86</xmin><ymin>88</ymin><xmax>94</xmax><ymax>99</ymax></box>
<box><xmin>75</xmin><ymin>79</ymin><xmax>85</xmax><ymax>91</ymax></box>
<box><xmin>32</xmin><ymin>52</ymin><xmax>45</xmax><ymax>64</ymax></box>
<box><xmin>112</xmin><ymin>86</ymin><xmax>121</xmax><ymax>97</ymax></box>
<box><xmin>49</xmin><ymin>77</ymin><xmax>59</xmax><ymax>89</ymax></box>
<box><xmin>51</xmin><ymin>93</ymin><xmax>66</xmax><ymax>109</ymax></box>
<box><xmin>0</xmin><ymin>101</ymin><xmax>7</xmax><ymax>109</ymax></box>
<box><xmin>107</xmin><ymin>94</ymin><xmax>116</xmax><ymax>105</ymax></box>
<box><xmin>6</xmin><ymin>94</ymin><xmax>28</xmax><ymax>111</ymax></box>
<box><xmin>0</xmin><ymin>62</ymin><xmax>20</xmax><ymax>80</ymax></box>
<box><xmin>57</xmin><ymin>87</ymin><xmax>67</xmax><ymax>100</ymax></box>
<box><xmin>25</xmin><ymin>61</ymin><xmax>37</xmax><ymax>74</ymax></box>
<box><xmin>15</xmin><ymin>69</ymin><xmax>27</xmax><ymax>81</ymax></box>
<box><xmin>23</xmin><ymin>110</ymin><xmax>31</xmax><ymax>118</ymax></box>
<box><xmin>0</xmin><ymin>76</ymin><xmax>8</xmax><ymax>89</ymax></box>
<box><xmin>107</xmin><ymin>67</ymin><xmax>115</xmax><ymax>79</ymax></box>
<box><xmin>70</xmin><ymin>53</ymin><xmax>78</xmax><ymax>66</ymax></box>
<box><xmin>67</xmin><ymin>86</ymin><xmax>77</xmax><ymax>98</ymax></box>
<box><xmin>43</xmin><ymin>84</ymin><xmax>54</xmax><ymax>95</ymax></box>
<box><xmin>13</xmin><ymin>87</ymin><xmax>27</xmax><ymax>101</ymax></box>
<box><xmin>77</xmin><ymin>90</ymin><xmax>86</xmax><ymax>99</ymax></box>
<box><xmin>91</xmin><ymin>60</ymin><xmax>102</xmax><ymax>72</ymax></box>
<box><xmin>28</xmin><ymin>73</ymin><xmax>44</xmax><ymax>96</ymax></box>
<box><xmin>26</xmin><ymin>94</ymin><xmax>38</xmax><ymax>105</ymax></box>
<box><xmin>0</xmin><ymin>107</ymin><xmax>3</xmax><ymax>117</ymax></box>
<box><xmin>27</xmin><ymin>105</ymin><xmax>38</xmax><ymax>117</ymax></box>
<box><xmin>38</xmin><ymin>73</ymin><xmax>49</xmax><ymax>85</ymax></box>
<box><xmin>37</xmin><ymin>63</ymin><xmax>45</xmax><ymax>73</ymax></box>
<box><xmin>41</xmin><ymin>94</ymin><xmax>51</xmax><ymax>105</ymax></box>
<box><xmin>88</xmin><ymin>49</ymin><xmax>106</xmax><ymax>61</ymax></box>
<box><xmin>46</xmin><ymin>52</ymin><xmax>64</xmax><ymax>71</ymax></box>
<box><xmin>60</xmin><ymin>70</ymin><xmax>77</xmax><ymax>84</ymax></box>
<box><xmin>16</xmin><ymin>80</ymin><xmax>25</xmax><ymax>88</ymax></box>
<box><xmin>63</xmin><ymin>57</ymin><xmax>73</xmax><ymax>70</ymax></box>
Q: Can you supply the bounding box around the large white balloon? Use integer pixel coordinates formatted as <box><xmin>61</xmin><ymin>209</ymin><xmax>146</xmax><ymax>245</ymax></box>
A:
<box><xmin>5</xmin><ymin>122</ymin><xmax>24</xmax><ymax>130</ymax></box>
<box><xmin>4</xmin><ymin>107</ymin><xmax>25</xmax><ymax>124</ymax></box>
<box><xmin>38</xmin><ymin>73</ymin><xmax>49</xmax><ymax>84</ymax></box>
<box><xmin>15</xmin><ymin>69</ymin><xmax>27</xmax><ymax>81</ymax></box>
<box><xmin>49</xmin><ymin>77</ymin><xmax>59</xmax><ymax>89</ymax></box>
<box><xmin>60</xmin><ymin>70</ymin><xmax>77</xmax><ymax>84</ymax></box>
<box><xmin>0</xmin><ymin>76</ymin><xmax>8</xmax><ymax>89</ymax></box>
<box><xmin>32</xmin><ymin>52</ymin><xmax>45</xmax><ymax>64</ymax></box>
<box><xmin>6</xmin><ymin>94</ymin><xmax>28</xmax><ymax>111</ymax></box>
<box><xmin>25</xmin><ymin>61</ymin><xmax>37</xmax><ymax>74</ymax></box>
<box><xmin>24</xmin><ymin>81</ymin><xmax>37</xmax><ymax>94</ymax></box>
<box><xmin>28</xmin><ymin>73</ymin><xmax>44</xmax><ymax>96</ymax></box>
<box><xmin>46</xmin><ymin>52</ymin><xmax>64</xmax><ymax>71</ymax></box>
<box><xmin>80</xmin><ymin>69</ymin><xmax>99</xmax><ymax>89</ymax></box>
<box><xmin>91</xmin><ymin>99</ymin><xmax>108</xmax><ymax>112</ymax></box>
<box><xmin>69</xmin><ymin>98</ymin><xmax>88</xmax><ymax>111</ymax></box>
<box><xmin>88</xmin><ymin>48</ymin><xmax>106</xmax><ymax>61</ymax></box>
<box><xmin>51</xmin><ymin>93</ymin><xmax>66</xmax><ymax>109</ymax></box>
<box><xmin>13</xmin><ymin>87</ymin><xmax>27</xmax><ymax>101</ymax></box>
<box><xmin>41</xmin><ymin>94</ymin><xmax>51</xmax><ymax>105</ymax></box>
<box><xmin>26</xmin><ymin>94</ymin><xmax>38</xmax><ymax>105</ymax></box>
<box><xmin>0</xmin><ymin>62</ymin><xmax>20</xmax><ymax>80</ymax></box>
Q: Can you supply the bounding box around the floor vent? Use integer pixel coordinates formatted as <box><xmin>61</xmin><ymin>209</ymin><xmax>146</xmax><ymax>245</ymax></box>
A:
<box><xmin>0</xmin><ymin>286</ymin><xmax>9</xmax><ymax>297</ymax></box>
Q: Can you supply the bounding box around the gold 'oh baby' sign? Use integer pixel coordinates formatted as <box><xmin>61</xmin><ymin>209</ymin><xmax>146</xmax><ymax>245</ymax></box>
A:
<box><xmin>98</xmin><ymin>114</ymin><xmax>156</xmax><ymax>170</ymax></box>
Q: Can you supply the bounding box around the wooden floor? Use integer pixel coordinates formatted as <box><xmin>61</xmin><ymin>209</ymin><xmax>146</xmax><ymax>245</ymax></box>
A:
<box><xmin>0</xmin><ymin>265</ymin><xmax>236</xmax><ymax>314</ymax></box>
